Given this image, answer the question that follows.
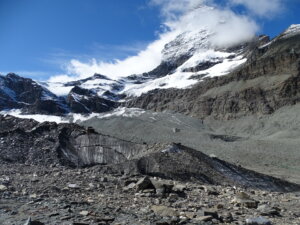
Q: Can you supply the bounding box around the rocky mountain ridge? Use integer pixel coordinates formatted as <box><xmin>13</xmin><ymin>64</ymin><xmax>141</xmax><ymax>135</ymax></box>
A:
<box><xmin>125</xmin><ymin>25</ymin><xmax>300</xmax><ymax>119</ymax></box>
<box><xmin>1</xmin><ymin>25</ymin><xmax>300</xmax><ymax>120</ymax></box>
<box><xmin>0</xmin><ymin>24</ymin><xmax>265</xmax><ymax>115</ymax></box>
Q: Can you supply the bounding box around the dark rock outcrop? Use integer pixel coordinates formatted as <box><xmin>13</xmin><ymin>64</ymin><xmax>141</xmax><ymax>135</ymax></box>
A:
<box><xmin>66</xmin><ymin>86</ymin><xmax>118</xmax><ymax>113</ymax></box>
<box><xmin>0</xmin><ymin>73</ymin><xmax>119</xmax><ymax>115</ymax></box>
<box><xmin>0</xmin><ymin>73</ymin><xmax>68</xmax><ymax>114</ymax></box>
<box><xmin>144</xmin><ymin>55</ymin><xmax>191</xmax><ymax>78</ymax></box>
<box><xmin>63</xmin><ymin>73</ymin><xmax>112</xmax><ymax>87</ymax></box>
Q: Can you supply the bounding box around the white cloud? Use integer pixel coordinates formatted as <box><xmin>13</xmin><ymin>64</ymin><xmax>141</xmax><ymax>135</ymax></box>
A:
<box><xmin>65</xmin><ymin>31</ymin><xmax>176</xmax><ymax>80</ymax></box>
<box><xmin>49</xmin><ymin>0</ymin><xmax>264</xmax><ymax>81</ymax></box>
<box><xmin>229</xmin><ymin>0</ymin><xmax>284</xmax><ymax>18</ymax></box>
<box><xmin>163</xmin><ymin>5</ymin><xmax>258</xmax><ymax>47</ymax></box>
<box><xmin>150</xmin><ymin>0</ymin><xmax>207</xmax><ymax>20</ymax></box>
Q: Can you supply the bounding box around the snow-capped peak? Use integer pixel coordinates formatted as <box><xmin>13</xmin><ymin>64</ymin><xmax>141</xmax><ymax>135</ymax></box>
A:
<box><xmin>44</xmin><ymin>29</ymin><xmax>249</xmax><ymax>99</ymax></box>
<box><xmin>162</xmin><ymin>29</ymin><xmax>213</xmax><ymax>62</ymax></box>
<box><xmin>280</xmin><ymin>24</ymin><xmax>300</xmax><ymax>39</ymax></box>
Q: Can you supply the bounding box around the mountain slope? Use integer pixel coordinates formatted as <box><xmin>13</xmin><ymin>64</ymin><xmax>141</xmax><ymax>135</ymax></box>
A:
<box><xmin>125</xmin><ymin>25</ymin><xmax>300</xmax><ymax>119</ymax></box>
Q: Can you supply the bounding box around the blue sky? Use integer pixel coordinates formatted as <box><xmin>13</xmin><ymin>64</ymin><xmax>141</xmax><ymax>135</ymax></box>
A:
<box><xmin>0</xmin><ymin>0</ymin><xmax>299</xmax><ymax>80</ymax></box>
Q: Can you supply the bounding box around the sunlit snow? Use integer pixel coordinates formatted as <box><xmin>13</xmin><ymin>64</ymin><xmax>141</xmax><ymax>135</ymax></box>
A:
<box><xmin>0</xmin><ymin>107</ymin><xmax>146</xmax><ymax>124</ymax></box>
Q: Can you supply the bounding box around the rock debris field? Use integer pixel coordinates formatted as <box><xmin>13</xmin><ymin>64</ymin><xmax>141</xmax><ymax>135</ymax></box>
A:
<box><xmin>1</xmin><ymin>164</ymin><xmax>300</xmax><ymax>225</ymax></box>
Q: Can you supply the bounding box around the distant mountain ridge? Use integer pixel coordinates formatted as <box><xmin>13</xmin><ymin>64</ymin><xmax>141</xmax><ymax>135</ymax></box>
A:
<box><xmin>1</xmin><ymin>24</ymin><xmax>300</xmax><ymax>117</ymax></box>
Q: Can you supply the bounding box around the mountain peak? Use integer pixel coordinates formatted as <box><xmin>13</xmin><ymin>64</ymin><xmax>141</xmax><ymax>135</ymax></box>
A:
<box><xmin>6</xmin><ymin>73</ymin><xmax>22</xmax><ymax>80</ymax></box>
<box><xmin>280</xmin><ymin>24</ymin><xmax>300</xmax><ymax>39</ymax></box>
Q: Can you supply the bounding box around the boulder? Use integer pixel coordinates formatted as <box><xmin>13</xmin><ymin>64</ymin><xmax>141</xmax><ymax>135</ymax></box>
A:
<box><xmin>257</xmin><ymin>204</ymin><xmax>281</xmax><ymax>216</ymax></box>
<box><xmin>194</xmin><ymin>216</ymin><xmax>213</xmax><ymax>222</ymax></box>
<box><xmin>232</xmin><ymin>192</ymin><xmax>258</xmax><ymax>209</ymax></box>
<box><xmin>136</xmin><ymin>177</ymin><xmax>155</xmax><ymax>191</ymax></box>
<box><xmin>151</xmin><ymin>179</ymin><xmax>174</xmax><ymax>196</ymax></box>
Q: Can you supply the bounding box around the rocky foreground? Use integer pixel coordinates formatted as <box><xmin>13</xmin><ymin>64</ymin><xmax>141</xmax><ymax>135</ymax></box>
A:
<box><xmin>1</xmin><ymin>115</ymin><xmax>300</xmax><ymax>224</ymax></box>
<box><xmin>0</xmin><ymin>164</ymin><xmax>300</xmax><ymax>225</ymax></box>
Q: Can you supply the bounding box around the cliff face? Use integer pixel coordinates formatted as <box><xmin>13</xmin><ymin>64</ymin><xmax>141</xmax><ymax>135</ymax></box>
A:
<box><xmin>125</xmin><ymin>31</ymin><xmax>300</xmax><ymax>120</ymax></box>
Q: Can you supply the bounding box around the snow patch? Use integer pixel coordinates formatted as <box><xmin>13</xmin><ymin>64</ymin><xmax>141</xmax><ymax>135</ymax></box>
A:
<box><xmin>0</xmin><ymin>109</ymin><xmax>65</xmax><ymax>123</ymax></box>
<box><xmin>0</xmin><ymin>107</ymin><xmax>146</xmax><ymax>124</ymax></box>
<box><xmin>0</xmin><ymin>76</ymin><xmax>16</xmax><ymax>100</ymax></box>
<box><xmin>122</xmin><ymin>53</ymin><xmax>246</xmax><ymax>97</ymax></box>
<box><xmin>94</xmin><ymin>107</ymin><xmax>146</xmax><ymax>119</ymax></box>
<box><xmin>280</xmin><ymin>24</ymin><xmax>300</xmax><ymax>39</ymax></box>
<box><xmin>179</xmin><ymin>50</ymin><xmax>233</xmax><ymax>69</ymax></box>
<box><xmin>43</xmin><ymin>82</ymin><xmax>74</xmax><ymax>96</ymax></box>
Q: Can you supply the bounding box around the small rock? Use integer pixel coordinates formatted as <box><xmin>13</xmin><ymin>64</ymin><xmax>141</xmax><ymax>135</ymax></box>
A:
<box><xmin>168</xmin><ymin>193</ymin><xmax>178</xmax><ymax>202</ymax></box>
<box><xmin>172</xmin><ymin>128</ymin><xmax>180</xmax><ymax>133</ymax></box>
<box><xmin>173</xmin><ymin>184</ymin><xmax>186</xmax><ymax>192</ymax></box>
<box><xmin>79</xmin><ymin>210</ymin><xmax>89</xmax><ymax>216</ymax></box>
<box><xmin>88</xmin><ymin>183</ymin><xmax>95</xmax><ymax>188</ymax></box>
<box><xmin>204</xmin><ymin>209</ymin><xmax>219</xmax><ymax>219</ymax></box>
<box><xmin>96</xmin><ymin>216</ymin><xmax>115</xmax><ymax>222</ymax></box>
<box><xmin>0</xmin><ymin>184</ymin><xmax>8</xmax><ymax>191</ymax></box>
<box><xmin>123</xmin><ymin>182</ymin><xmax>136</xmax><ymax>191</ymax></box>
<box><xmin>194</xmin><ymin>216</ymin><xmax>213</xmax><ymax>222</ymax></box>
<box><xmin>60</xmin><ymin>216</ymin><xmax>73</xmax><ymax>220</ymax></box>
<box><xmin>196</xmin><ymin>209</ymin><xmax>219</xmax><ymax>219</ymax></box>
<box><xmin>215</xmin><ymin>203</ymin><xmax>224</xmax><ymax>209</ymax></box>
<box><xmin>236</xmin><ymin>192</ymin><xmax>251</xmax><ymax>199</ymax></box>
<box><xmin>184</xmin><ymin>212</ymin><xmax>196</xmax><ymax>219</ymax></box>
<box><xmin>257</xmin><ymin>204</ymin><xmax>281</xmax><ymax>216</ymax></box>
<box><xmin>100</xmin><ymin>177</ymin><xmax>108</xmax><ymax>182</ymax></box>
<box><xmin>23</xmin><ymin>217</ymin><xmax>45</xmax><ymax>225</ymax></box>
<box><xmin>68</xmin><ymin>184</ymin><xmax>80</xmax><ymax>189</ymax></box>
<box><xmin>151</xmin><ymin>205</ymin><xmax>179</xmax><ymax>217</ymax></box>
<box><xmin>232</xmin><ymin>192</ymin><xmax>258</xmax><ymax>208</ymax></box>
<box><xmin>221</xmin><ymin>212</ymin><xmax>233</xmax><ymax>223</ymax></box>
<box><xmin>29</xmin><ymin>194</ymin><xmax>37</xmax><ymax>199</ymax></box>
<box><xmin>151</xmin><ymin>179</ymin><xmax>173</xmax><ymax>196</ymax></box>
<box><xmin>246</xmin><ymin>216</ymin><xmax>272</xmax><ymax>225</ymax></box>
<box><xmin>48</xmin><ymin>212</ymin><xmax>59</xmax><ymax>217</ymax></box>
